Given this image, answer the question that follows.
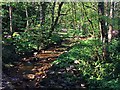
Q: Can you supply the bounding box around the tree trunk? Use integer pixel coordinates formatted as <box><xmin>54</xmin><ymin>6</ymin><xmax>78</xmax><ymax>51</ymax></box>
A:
<box><xmin>105</xmin><ymin>0</ymin><xmax>108</xmax><ymax>27</ymax></box>
<box><xmin>98</xmin><ymin>2</ymin><xmax>106</xmax><ymax>43</ymax></box>
<box><xmin>108</xmin><ymin>1</ymin><xmax>114</xmax><ymax>42</ymax></box>
<box><xmin>40</xmin><ymin>2</ymin><xmax>47</xmax><ymax>26</ymax></box>
<box><xmin>98</xmin><ymin>2</ymin><xmax>108</xmax><ymax>60</ymax></box>
<box><xmin>82</xmin><ymin>3</ymin><xmax>94</xmax><ymax>36</ymax></box>
<box><xmin>51</xmin><ymin>2</ymin><xmax>56</xmax><ymax>32</ymax></box>
<box><xmin>48</xmin><ymin>2</ymin><xmax>64</xmax><ymax>38</ymax></box>
<box><xmin>9</xmin><ymin>5</ymin><xmax>12</xmax><ymax>34</ymax></box>
<box><xmin>25</xmin><ymin>7</ymin><xmax>29</xmax><ymax>29</ymax></box>
<box><xmin>108</xmin><ymin>24</ymin><xmax>113</xmax><ymax>42</ymax></box>
<box><xmin>71</xmin><ymin>3</ymin><xmax>75</xmax><ymax>29</ymax></box>
<box><xmin>38</xmin><ymin>2</ymin><xmax>47</xmax><ymax>50</ymax></box>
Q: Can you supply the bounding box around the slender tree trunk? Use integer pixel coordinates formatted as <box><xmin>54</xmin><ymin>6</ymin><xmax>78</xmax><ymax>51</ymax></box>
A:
<box><xmin>74</xmin><ymin>3</ymin><xmax>76</xmax><ymax>28</ymax></box>
<box><xmin>105</xmin><ymin>0</ymin><xmax>108</xmax><ymax>27</ymax></box>
<box><xmin>39</xmin><ymin>2</ymin><xmax>47</xmax><ymax>26</ymax></box>
<box><xmin>71</xmin><ymin>3</ymin><xmax>75</xmax><ymax>29</ymax></box>
<box><xmin>9</xmin><ymin>5</ymin><xmax>12</xmax><ymax>34</ymax></box>
<box><xmin>98</xmin><ymin>2</ymin><xmax>106</xmax><ymax>43</ymax></box>
<box><xmin>51</xmin><ymin>2</ymin><xmax>56</xmax><ymax>31</ymax></box>
<box><xmin>49</xmin><ymin>2</ymin><xmax>64</xmax><ymax>38</ymax></box>
<box><xmin>53</xmin><ymin>2</ymin><xmax>64</xmax><ymax>29</ymax></box>
<box><xmin>82</xmin><ymin>3</ymin><xmax>94</xmax><ymax>36</ymax></box>
<box><xmin>98</xmin><ymin>2</ymin><xmax>108</xmax><ymax>60</ymax></box>
<box><xmin>39</xmin><ymin>3</ymin><xmax>42</xmax><ymax>26</ymax></box>
<box><xmin>40</xmin><ymin>2</ymin><xmax>46</xmax><ymax>26</ymax></box>
<box><xmin>38</xmin><ymin>2</ymin><xmax>47</xmax><ymax>50</ymax></box>
<box><xmin>25</xmin><ymin>7</ymin><xmax>29</xmax><ymax>29</ymax></box>
<box><xmin>108</xmin><ymin>1</ymin><xmax>114</xmax><ymax>42</ymax></box>
<box><xmin>110</xmin><ymin>1</ymin><xmax>114</xmax><ymax>18</ymax></box>
<box><xmin>108</xmin><ymin>24</ymin><xmax>113</xmax><ymax>42</ymax></box>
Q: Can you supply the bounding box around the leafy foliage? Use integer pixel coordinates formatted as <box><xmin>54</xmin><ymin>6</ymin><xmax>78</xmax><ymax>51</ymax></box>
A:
<box><xmin>52</xmin><ymin>38</ymin><xmax>120</xmax><ymax>89</ymax></box>
<box><xmin>2</xmin><ymin>2</ymin><xmax>120</xmax><ymax>89</ymax></box>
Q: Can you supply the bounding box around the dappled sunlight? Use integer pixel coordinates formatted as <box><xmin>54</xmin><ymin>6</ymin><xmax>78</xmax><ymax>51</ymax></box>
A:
<box><xmin>2</xmin><ymin>2</ymin><xmax>120</xmax><ymax>89</ymax></box>
<box><xmin>2</xmin><ymin>38</ymin><xmax>120</xmax><ymax>89</ymax></box>
<box><xmin>2</xmin><ymin>39</ymin><xmax>78</xmax><ymax>89</ymax></box>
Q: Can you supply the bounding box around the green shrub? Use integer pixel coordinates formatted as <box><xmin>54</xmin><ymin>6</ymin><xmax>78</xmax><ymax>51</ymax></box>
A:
<box><xmin>50</xmin><ymin>34</ymin><xmax>62</xmax><ymax>45</ymax></box>
<box><xmin>52</xmin><ymin>39</ymin><xmax>120</xmax><ymax>89</ymax></box>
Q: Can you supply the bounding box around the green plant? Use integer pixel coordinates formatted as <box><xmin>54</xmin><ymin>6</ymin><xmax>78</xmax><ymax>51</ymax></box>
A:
<box><xmin>52</xmin><ymin>39</ymin><xmax>120</xmax><ymax>89</ymax></box>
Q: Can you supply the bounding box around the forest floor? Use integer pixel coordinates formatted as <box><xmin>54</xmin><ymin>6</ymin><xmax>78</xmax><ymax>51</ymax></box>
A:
<box><xmin>2</xmin><ymin>37</ymin><xmax>90</xmax><ymax>90</ymax></box>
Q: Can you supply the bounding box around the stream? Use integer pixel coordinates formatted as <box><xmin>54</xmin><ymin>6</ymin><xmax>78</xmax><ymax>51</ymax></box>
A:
<box><xmin>2</xmin><ymin>39</ymin><xmax>87</xmax><ymax>89</ymax></box>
